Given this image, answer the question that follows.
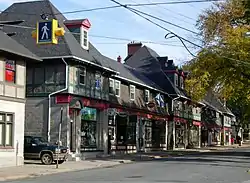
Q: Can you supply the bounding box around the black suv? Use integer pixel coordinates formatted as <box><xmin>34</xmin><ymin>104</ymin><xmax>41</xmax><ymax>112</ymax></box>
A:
<box><xmin>24</xmin><ymin>136</ymin><xmax>69</xmax><ymax>165</ymax></box>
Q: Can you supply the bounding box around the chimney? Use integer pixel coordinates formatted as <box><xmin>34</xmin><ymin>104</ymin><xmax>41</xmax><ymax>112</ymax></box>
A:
<box><xmin>127</xmin><ymin>41</ymin><xmax>142</xmax><ymax>57</ymax></box>
<box><xmin>117</xmin><ymin>55</ymin><xmax>122</xmax><ymax>63</ymax></box>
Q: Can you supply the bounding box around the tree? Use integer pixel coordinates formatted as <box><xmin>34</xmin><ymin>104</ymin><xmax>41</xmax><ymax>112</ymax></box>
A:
<box><xmin>184</xmin><ymin>0</ymin><xmax>250</xmax><ymax>109</ymax></box>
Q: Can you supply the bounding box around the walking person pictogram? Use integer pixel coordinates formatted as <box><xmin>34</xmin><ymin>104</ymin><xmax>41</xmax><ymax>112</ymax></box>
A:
<box><xmin>41</xmin><ymin>23</ymin><xmax>49</xmax><ymax>40</ymax></box>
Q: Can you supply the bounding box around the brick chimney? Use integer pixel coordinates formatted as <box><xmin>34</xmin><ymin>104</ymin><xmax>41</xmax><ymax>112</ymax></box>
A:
<box><xmin>127</xmin><ymin>41</ymin><xmax>142</xmax><ymax>57</ymax></box>
<box><xmin>117</xmin><ymin>55</ymin><xmax>122</xmax><ymax>63</ymax></box>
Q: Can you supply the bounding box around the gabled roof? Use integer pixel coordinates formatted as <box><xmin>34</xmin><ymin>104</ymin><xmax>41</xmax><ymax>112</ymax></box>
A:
<box><xmin>204</xmin><ymin>90</ymin><xmax>235</xmax><ymax>117</ymax></box>
<box><xmin>86</xmin><ymin>43</ymin><xmax>168</xmax><ymax>94</ymax></box>
<box><xmin>0</xmin><ymin>30</ymin><xmax>41</xmax><ymax>61</ymax></box>
<box><xmin>125</xmin><ymin>45</ymin><xmax>187</xmax><ymax>97</ymax></box>
<box><xmin>0</xmin><ymin>0</ymin><xmax>97</xmax><ymax>63</ymax></box>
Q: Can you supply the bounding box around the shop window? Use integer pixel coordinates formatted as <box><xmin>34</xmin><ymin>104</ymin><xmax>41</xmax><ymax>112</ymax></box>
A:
<box><xmin>0</xmin><ymin>112</ymin><xmax>14</xmax><ymax>147</ymax></box>
<box><xmin>5</xmin><ymin>60</ymin><xmax>16</xmax><ymax>83</ymax></box>
<box><xmin>109</xmin><ymin>78</ymin><xmax>115</xmax><ymax>95</ymax></box>
<box><xmin>95</xmin><ymin>72</ymin><xmax>102</xmax><ymax>90</ymax></box>
<box><xmin>80</xmin><ymin>107</ymin><xmax>97</xmax><ymax>148</ymax></box>
<box><xmin>129</xmin><ymin>85</ymin><xmax>135</xmax><ymax>100</ymax></box>
<box><xmin>145</xmin><ymin>89</ymin><xmax>150</xmax><ymax>103</ymax></box>
<box><xmin>127</xmin><ymin>116</ymin><xmax>136</xmax><ymax>144</ymax></box>
<box><xmin>114</xmin><ymin>80</ymin><xmax>120</xmax><ymax>97</ymax></box>
<box><xmin>78</xmin><ymin>67</ymin><xmax>86</xmax><ymax>85</ymax></box>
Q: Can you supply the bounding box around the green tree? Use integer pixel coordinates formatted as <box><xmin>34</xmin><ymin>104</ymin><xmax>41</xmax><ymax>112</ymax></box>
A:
<box><xmin>185</xmin><ymin>0</ymin><xmax>250</xmax><ymax>107</ymax></box>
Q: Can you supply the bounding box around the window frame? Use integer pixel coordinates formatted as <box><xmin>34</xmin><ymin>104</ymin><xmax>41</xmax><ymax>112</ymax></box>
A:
<box><xmin>81</xmin><ymin>27</ymin><xmax>89</xmax><ymax>49</ymax></box>
<box><xmin>114</xmin><ymin>80</ymin><xmax>121</xmax><ymax>97</ymax></box>
<box><xmin>180</xmin><ymin>76</ymin><xmax>184</xmax><ymax>89</ymax></box>
<box><xmin>5</xmin><ymin>59</ymin><xmax>16</xmax><ymax>83</ymax></box>
<box><xmin>78</xmin><ymin>66</ymin><xmax>86</xmax><ymax>85</ymax></box>
<box><xmin>129</xmin><ymin>85</ymin><xmax>136</xmax><ymax>101</ymax></box>
<box><xmin>0</xmin><ymin>112</ymin><xmax>14</xmax><ymax>148</ymax></box>
<box><xmin>144</xmin><ymin>89</ymin><xmax>150</xmax><ymax>103</ymax></box>
<box><xmin>109</xmin><ymin>78</ymin><xmax>115</xmax><ymax>95</ymax></box>
<box><xmin>175</xmin><ymin>73</ymin><xmax>178</xmax><ymax>86</ymax></box>
<box><xmin>95</xmin><ymin>72</ymin><xmax>102</xmax><ymax>90</ymax></box>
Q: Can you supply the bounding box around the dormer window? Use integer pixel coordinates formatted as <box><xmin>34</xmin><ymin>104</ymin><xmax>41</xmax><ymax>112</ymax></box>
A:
<box><xmin>81</xmin><ymin>27</ymin><xmax>89</xmax><ymax>50</ymax></box>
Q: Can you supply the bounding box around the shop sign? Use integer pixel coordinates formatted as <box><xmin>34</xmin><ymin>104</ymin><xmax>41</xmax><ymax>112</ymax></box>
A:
<box><xmin>56</xmin><ymin>95</ymin><xmax>71</xmax><ymax>104</ymax></box>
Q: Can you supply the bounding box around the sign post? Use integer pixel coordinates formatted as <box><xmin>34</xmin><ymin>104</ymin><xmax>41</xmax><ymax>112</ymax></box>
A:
<box><xmin>56</xmin><ymin>107</ymin><xmax>63</xmax><ymax>169</ymax></box>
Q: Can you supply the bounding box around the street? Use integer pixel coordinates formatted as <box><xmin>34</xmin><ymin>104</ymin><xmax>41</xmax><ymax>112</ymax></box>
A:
<box><xmin>4</xmin><ymin>148</ymin><xmax>250</xmax><ymax>183</ymax></box>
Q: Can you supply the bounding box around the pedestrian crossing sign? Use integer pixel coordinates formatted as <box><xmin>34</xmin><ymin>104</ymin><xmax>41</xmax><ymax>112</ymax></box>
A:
<box><xmin>33</xmin><ymin>19</ymin><xmax>65</xmax><ymax>45</ymax></box>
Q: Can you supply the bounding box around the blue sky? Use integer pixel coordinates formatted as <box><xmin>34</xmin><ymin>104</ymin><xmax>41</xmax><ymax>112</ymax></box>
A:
<box><xmin>0</xmin><ymin>0</ymin><xmax>215</xmax><ymax>65</ymax></box>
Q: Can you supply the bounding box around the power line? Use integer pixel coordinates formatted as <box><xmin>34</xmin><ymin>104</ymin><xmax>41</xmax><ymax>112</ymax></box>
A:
<box><xmin>0</xmin><ymin>23</ymin><xmax>185</xmax><ymax>45</ymax></box>
<box><xmin>0</xmin><ymin>0</ymin><xmax>223</xmax><ymax>16</ymax></box>
<box><xmin>110</xmin><ymin>0</ymin><xmax>250</xmax><ymax>67</ymax></box>
<box><xmin>93</xmin><ymin>42</ymin><xmax>192</xmax><ymax>47</ymax></box>
<box><xmin>110</xmin><ymin>0</ymin><xmax>202</xmax><ymax>48</ymax></box>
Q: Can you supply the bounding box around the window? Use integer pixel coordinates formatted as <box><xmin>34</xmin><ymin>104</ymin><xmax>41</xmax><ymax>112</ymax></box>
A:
<box><xmin>180</xmin><ymin>76</ymin><xmax>184</xmax><ymax>88</ymax></box>
<box><xmin>95</xmin><ymin>72</ymin><xmax>102</xmax><ymax>89</ymax></box>
<box><xmin>175</xmin><ymin>73</ymin><xmax>178</xmax><ymax>86</ymax></box>
<box><xmin>130</xmin><ymin>85</ymin><xmax>135</xmax><ymax>100</ymax></box>
<box><xmin>114</xmin><ymin>80</ymin><xmax>120</xmax><ymax>97</ymax></box>
<box><xmin>5</xmin><ymin>60</ymin><xmax>16</xmax><ymax>83</ymax></box>
<box><xmin>109</xmin><ymin>78</ymin><xmax>114</xmax><ymax>95</ymax></box>
<box><xmin>0</xmin><ymin>113</ymin><xmax>14</xmax><ymax>147</ymax></box>
<box><xmin>81</xmin><ymin>29</ymin><xmax>88</xmax><ymax>49</ymax></box>
<box><xmin>80</xmin><ymin>107</ymin><xmax>97</xmax><ymax>148</ymax></box>
<box><xmin>145</xmin><ymin>89</ymin><xmax>150</xmax><ymax>103</ymax></box>
<box><xmin>79</xmin><ymin>67</ymin><xmax>86</xmax><ymax>85</ymax></box>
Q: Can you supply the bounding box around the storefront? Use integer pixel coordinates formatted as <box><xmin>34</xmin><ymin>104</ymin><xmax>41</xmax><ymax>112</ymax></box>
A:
<box><xmin>222</xmin><ymin>127</ymin><xmax>232</xmax><ymax>146</ymax></box>
<box><xmin>107</xmin><ymin>107</ymin><xmax>168</xmax><ymax>154</ymax></box>
<box><xmin>174</xmin><ymin>117</ymin><xmax>187</xmax><ymax>149</ymax></box>
<box><xmin>189</xmin><ymin>121</ymin><xmax>201</xmax><ymax>148</ymax></box>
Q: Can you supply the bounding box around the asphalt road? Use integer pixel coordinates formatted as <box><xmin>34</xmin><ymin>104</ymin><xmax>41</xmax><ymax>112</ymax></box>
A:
<box><xmin>5</xmin><ymin>148</ymin><xmax>250</xmax><ymax>183</ymax></box>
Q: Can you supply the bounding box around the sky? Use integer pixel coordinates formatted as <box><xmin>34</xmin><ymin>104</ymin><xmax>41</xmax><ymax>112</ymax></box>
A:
<box><xmin>0</xmin><ymin>0</ymin><xmax>215</xmax><ymax>65</ymax></box>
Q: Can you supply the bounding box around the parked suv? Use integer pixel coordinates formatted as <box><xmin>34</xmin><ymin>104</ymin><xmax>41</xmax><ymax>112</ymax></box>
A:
<box><xmin>24</xmin><ymin>136</ymin><xmax>68</xmax><ymax>165</ymax></box>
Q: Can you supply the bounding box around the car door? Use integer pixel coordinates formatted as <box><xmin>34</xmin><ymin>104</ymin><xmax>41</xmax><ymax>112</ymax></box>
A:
<box><xmin>24</xmin><ymin>136</ymin><xmax>32</xmax><ymax>159</ymax></box>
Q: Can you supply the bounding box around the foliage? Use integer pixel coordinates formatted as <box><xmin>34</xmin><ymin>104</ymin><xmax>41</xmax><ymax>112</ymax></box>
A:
<box><xmin>184</xmin><ymin>0</ymin><xmax>250</xmax><ymax>108</ymax></box>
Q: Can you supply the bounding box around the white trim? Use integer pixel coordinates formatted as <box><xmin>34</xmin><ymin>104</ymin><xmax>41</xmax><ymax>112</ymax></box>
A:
<box><xmin>80</xmin><ymin>27</ymin><xmax>89</xmax><ymax>50</ymax></box>
<box><xmin>109</xmin><ymin>78</ymin><xmax>115</xmax><ymax>95</ymax></box>
<box><xmin>114</xmin><ymin>75</ymin><xmax>169</xmax><ymax>97</ymax></box>
<box><xmin>41</xmin><ymin>56</ymin><xmax>119</xmax><ymax>74</ymax></box>
<box><xmin>145</xmin><ymin>89</ymin><xmax>150</xmax><ymax>103</ymax></box>
<box><xmin>129</xmin><ymin>85</ymin><xmax>136</xmax><ymax>101</ymax></box>
<box><xmin>114</xmin><ymin>80</ymin><xmax>121</xmax><ymax>97</ymax></box>
<box><xmin>78</xmin><ymin>66</ymin><xmax>86</xmax><ymax>85</ymax></box>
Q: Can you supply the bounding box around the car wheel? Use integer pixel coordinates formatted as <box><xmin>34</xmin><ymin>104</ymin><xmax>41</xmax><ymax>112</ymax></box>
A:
<box><xmin>54</xmin><ymin>160</ymin><xmax>65</xmax><ymax>164</ymax></box>
<box><xmin>41</xmin><ymin>153</ymin><xmax>53</xmax><ymax>165</ymax></box>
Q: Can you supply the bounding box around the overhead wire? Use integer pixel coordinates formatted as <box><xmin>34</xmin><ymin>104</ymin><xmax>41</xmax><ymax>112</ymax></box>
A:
<box><xmin>110</xmin><ymin>0</ymin><xmax>250</xmax><ymax>67</ymax></box>
<box><xmin>0</xmin><ymin>23</ymin><xmax>189</xmax><ymax>47</ymax></box>
<box><xmin>0</xmin><ymin>0</ymin><xmax>223</xmax><ymax>16</ymax></box>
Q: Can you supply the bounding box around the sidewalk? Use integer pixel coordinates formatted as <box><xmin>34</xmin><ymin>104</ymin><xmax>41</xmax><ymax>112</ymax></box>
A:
<box><xmin>0</xmin><ymin>159</ymin><xmax>132</xmax><ymax>182</ymax></box>
<box><xmin>96</xmin><ymin>143</ymin><xmax>250</xmax><ymax>161</ymax></box>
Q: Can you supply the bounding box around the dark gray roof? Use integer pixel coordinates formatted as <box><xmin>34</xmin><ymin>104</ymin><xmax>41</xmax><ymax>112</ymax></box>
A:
<box><xmin>0</xmin><ymin>0</ymin><xmax>97</xmax><ymax>63</ymax></box>
<box><xmin>125</xmin><ymin>45</ymin><xmax>187</xmax><ymax>97</ymax></box>
<box><xmin>0</xmin><ymin>30</ymin><xmax>41</xmax><ymax>61</ymax></box>
<box><xmin>204</xmin><ymin>90</ymin><xmax>235</xmax><ymax>117</ymax></box>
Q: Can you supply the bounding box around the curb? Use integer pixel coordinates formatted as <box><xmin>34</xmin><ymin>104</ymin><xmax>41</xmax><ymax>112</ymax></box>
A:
<box><xmin>0</xmin><ymin>161</ymin><xmax>132</xmax><ymax>182</ymax></box>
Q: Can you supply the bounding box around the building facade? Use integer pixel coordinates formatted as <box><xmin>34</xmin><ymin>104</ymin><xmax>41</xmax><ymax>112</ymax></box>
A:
<box><xmin>0</xmin><ymin>30</ymin><xmax>40</xmax><ymax>168</ymax></box>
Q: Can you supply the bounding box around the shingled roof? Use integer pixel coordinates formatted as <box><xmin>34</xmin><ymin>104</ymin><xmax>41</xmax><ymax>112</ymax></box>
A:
<box><xmin>0</xmin><ymin>30</ymin><xmax>41</xmax><ymax>61</ymax></box>
<box><xmin>0</xmin><ymin>0</ymin><xmax>98</xmax><ymax>63</ymax></box>
<box><xmin>124</xmin><ymin>45</ymin><xmax>187</xmax><ymax>97</ymax></box>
